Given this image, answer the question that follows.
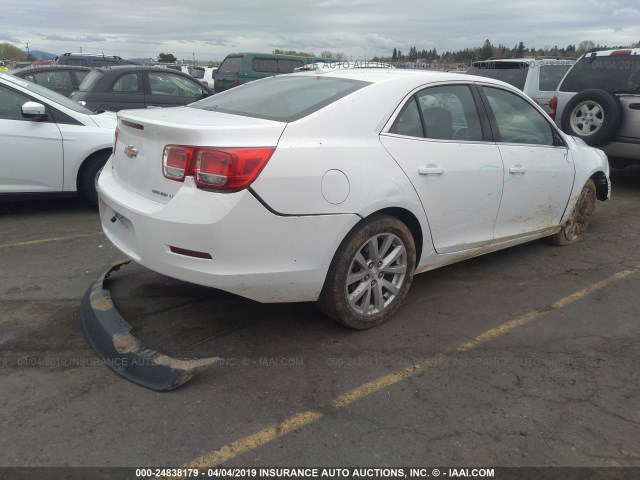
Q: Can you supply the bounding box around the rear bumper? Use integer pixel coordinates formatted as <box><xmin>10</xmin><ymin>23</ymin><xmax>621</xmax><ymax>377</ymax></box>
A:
<box><xmin>98</xmin><ymin>162</ymin><xmax>359</xmax><ymax>303</ymax></box>
<box><xmin>81</xmin><ymin>260</ymin><xmax>217</xmax><ymax>391</ymax></box>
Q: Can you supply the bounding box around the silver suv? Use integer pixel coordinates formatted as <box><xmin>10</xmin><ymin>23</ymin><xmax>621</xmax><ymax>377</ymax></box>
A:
<box><xmin>467</xmin><ymin>57</ymin><xmax>576</xmax><ymax>113</ymax></box>
<box><xmin>550</xmin><ymin>48</ymin><xmax>640</xmax><ymax>168</ymax></box>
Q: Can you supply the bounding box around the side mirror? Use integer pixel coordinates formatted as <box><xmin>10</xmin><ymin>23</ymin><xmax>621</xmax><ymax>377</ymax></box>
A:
<box><xmin>22</xmin><ymin>101</ymin><xmax>47</xmax><ymax>120</ymax></box>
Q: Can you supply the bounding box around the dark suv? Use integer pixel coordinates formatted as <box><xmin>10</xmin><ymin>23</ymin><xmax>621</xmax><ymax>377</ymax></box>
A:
<box><xmin>550</xmin><ymin>48</ymin><xmax>640</xmax><ymax>168</ymax></box>
<box><xmin>52</xmin><ymin>53</ymin><xmax>138</xmax><ymax>68</ymax></box>
<box><xmin>70</xmin><ymin>66</ymin><xmax>213</xmax><ymax>112</ymax></box>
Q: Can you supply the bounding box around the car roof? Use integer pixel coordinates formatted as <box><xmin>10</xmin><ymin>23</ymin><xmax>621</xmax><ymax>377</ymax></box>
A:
<box><xmin>287</xmin><ymin>68</ymin><xmax>513</xmax><ymax>88</ymax></box>
<box><xmin>579</xmin><ymin>48</ymin><xmax>640</xmax><ymax>58</ymax></box>
<box><xmin>12</xmin><ymin>65</ymin><xmax>92</xmax><ymax>74</ymax></box>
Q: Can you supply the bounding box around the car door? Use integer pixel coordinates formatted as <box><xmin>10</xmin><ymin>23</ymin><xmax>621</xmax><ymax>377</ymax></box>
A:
<box><xmin>380</xmin><ymin>84</ymin><xmax>504</xmax><ymax>254</ymax></box>
<box><xmin>144</xmin><ymin>71</ymin><xmax>209</xmax><ymax>108</ymax></box>
<box><xmin>479</xmin><ymin>85</ymin><xmax>575</xmax><ymax>239</ymax></box>
<box><xmin>0</xmin><ymin>84</ymin><xmax>63</xmax><ymax>192</ymax></box>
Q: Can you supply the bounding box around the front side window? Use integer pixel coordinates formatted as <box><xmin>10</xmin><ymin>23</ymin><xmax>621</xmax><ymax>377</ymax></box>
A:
<box><xmin>148</xmin><ymin>72</ymin><xmax>204</xmax><ymax>97</ymax></box>
<box><xmin>482</xmin><ymin>86</ymin><xmax>554</xmax><ymax>145</ymax></box>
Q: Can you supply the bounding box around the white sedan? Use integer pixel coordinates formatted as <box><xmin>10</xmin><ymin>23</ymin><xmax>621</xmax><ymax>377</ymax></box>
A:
<box><xmin>0</xmin><ymin>72</ymin><xmax>116</xmax><ymax>205</ymax></box>
<box><xmin>98</xmin><ymin>70</ymin><xmax>610</xmax><ymax>329</ymax></box>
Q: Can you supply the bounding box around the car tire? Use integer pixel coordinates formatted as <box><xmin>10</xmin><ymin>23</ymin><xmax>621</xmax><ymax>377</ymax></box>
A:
<box><xmin>317</xmin><ymin>214</ymin><xmax>416</xmax><ymax>329</ymax></box>
<box><xmin>80</xmin><ymin>152</ymin><xmax>110</xmax><ymax>206</ymax></box>
<box><xmin>547</xmin><ymin>179</ymin><xmax>596</xmax><ymax>246</ymax></box>
<box><xmin>560</xmin><ymin>89</ymin><xmax>622</xmax><ymax>147</ymax></box>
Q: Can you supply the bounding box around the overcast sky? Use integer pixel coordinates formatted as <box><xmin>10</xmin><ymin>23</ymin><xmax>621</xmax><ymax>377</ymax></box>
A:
<box><xmin>2</xmin><ymin>0</ymin><xmax>639</xmax><ymax>61</ymax></box>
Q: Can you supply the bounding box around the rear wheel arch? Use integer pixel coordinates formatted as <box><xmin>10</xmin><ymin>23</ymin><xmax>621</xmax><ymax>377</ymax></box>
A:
<box><xmin>77</xmin><ymin>149</ymin><xmax>111</xmax><ymax>206</ymax></box>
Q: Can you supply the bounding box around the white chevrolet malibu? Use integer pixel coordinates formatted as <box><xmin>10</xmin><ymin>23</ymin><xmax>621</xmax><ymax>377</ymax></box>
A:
<box><xmin>98</xmin><ymin>70</ymin><xmax>610</xmax><ymax>329</ymax></box>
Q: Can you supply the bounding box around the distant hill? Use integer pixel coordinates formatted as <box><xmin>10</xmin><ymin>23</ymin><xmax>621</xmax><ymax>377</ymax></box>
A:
<box><xmin>26</xmin><ymin>50</ymin><xmax>56</xmax><ymax>60</ymax></box>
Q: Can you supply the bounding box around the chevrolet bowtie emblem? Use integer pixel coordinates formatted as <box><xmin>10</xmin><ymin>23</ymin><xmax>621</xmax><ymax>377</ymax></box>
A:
<box><xmin>124</xmin><ymin>145</ymin><xmax>139</xmax><ymax>158</ymax></box>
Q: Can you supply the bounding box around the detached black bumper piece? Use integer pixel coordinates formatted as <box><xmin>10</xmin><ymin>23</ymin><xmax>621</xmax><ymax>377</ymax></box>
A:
<box><xmin>80</xmin><ymin>260</ymin><xmax>219</xmax><ymax>391</ymax></box>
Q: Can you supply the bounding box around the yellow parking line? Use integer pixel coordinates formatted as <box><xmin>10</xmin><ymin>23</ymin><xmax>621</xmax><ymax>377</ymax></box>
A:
<box><xmin>184</xmin><ymin>267</ymin><xmax>638</xmax><ymax>468</ymax></box>
<box><xmin>0</xmin><ymin>232</ymin><xmax>103</xmax><ymax>249</ymax></box>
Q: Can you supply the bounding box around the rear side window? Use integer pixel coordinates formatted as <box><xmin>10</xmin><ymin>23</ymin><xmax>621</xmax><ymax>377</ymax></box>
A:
<box><xmin>252</xmin><ymin>58</ymin><xmax>278</xmax><ymax>73</ymax></box>
<box><xmin>467</xmin><ymin>62</ymin><xmax>528</xmax><ymax>90</ymax></box>
<box><xmin>559</xmin><ymin>56</ymin><xmax>640</xmax><ymax>93</ymax></box>
<box><xmin>111</xmin><ymin>73</ymin><xmax>141</xmax><ymax>93</ymax></box>
<box><xmin>195</xmin><ymin>75</ymin><xmax>369</xmax><ymax>122</ymax></box>
<box><xmin>218</xmin><ymin>56</ymin><xmax>243</xmax><ymax>74</ymax></box>
<box><xmin>251</xmin><ymin>58</ymin><xmax>304</xmax><ymax>73</ymax></box>
<box><xmin>277</xmin><ymin>59</ymin><xmax>304</xmax><ymax>73</ymax></box>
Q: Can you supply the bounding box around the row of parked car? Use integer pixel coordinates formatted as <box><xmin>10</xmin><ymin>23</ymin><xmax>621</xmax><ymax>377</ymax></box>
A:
<box><xmin>0</xmin><ymin>48</ymin><xmax>637</xmax><ymax>210</ymax></box>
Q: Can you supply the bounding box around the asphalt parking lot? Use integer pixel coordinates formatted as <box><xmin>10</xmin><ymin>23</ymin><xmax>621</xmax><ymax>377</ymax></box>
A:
<box><xmin>1</xmin><ymin>167</ymin><xmax>639</xmax><ymax>469</ymax></box>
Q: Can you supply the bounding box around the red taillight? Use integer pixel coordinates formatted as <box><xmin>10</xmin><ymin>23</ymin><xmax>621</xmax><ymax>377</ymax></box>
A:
<box><xmin>162</xmin><ymin>146</ymin><xmax>275</xmax><ymax>191</ymax></box>
<box><xmin>611</xmin><ymin>50</ymin><xmax>631</xmax><ymax>56</ymax></box>
<box><xmin>163</xmin><ymin>145</ymin><xmax>195</xmax><ymax>181</ymax></box>
<box><xmin>236</xmin><ymin>79</ymin><xmax>241</xmax><ymax>86</ymax></box>
<box><xmin>112</xmin><ymin>127</ymin><xmax>119</xmax><ymax>155</ymax></box>
<box><xmin>548</xmin><ymin>96</ymin><xmax>558</xmax><ymax>120</ymax></box>
<box><xmin>202</xmin><ymin>80</ymin><xmax>208</xmax><ymax>86</ymax></box>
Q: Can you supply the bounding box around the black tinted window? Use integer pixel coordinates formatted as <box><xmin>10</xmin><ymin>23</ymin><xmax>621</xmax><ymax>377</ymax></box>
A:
<box><xmin>252</xmin><ymin>58</ymin><xmax>278</xmax><ymax>73</ymax></box>
<box><xmin>278</xmin><ymin>60</ymin><xmax>304</xmax><ymax>73</ymax></box>
<box><xmin>467</xmin><ymin>62</ymin><xmax>528</xmax><ymax>90</ymax></box>
<box><xmin>219</xmin><ymin>56</ymin><xmax>243</xmax><ymax>74</ymax></box>
<box><xmin>560</xmin><ymin>56</ymin><xmax>640</xmax><ymax>93</ymax></box>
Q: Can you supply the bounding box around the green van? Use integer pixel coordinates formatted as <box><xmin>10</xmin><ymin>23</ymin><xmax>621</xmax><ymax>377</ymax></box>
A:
<box><xmin>213</xmin><ymin>53</ymin><xmax>334</xmax><ymax>92</ymax></box>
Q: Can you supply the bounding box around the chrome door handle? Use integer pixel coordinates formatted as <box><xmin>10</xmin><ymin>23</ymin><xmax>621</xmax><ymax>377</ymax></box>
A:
<box><xmin>509</xmin><ymin>165</ymin><xmax>527</xmax><ymax>174</ymax></box>
<box><xmin>418</xmin><ymin>165</ymin><xmax>444</xmax><ymax>175</ymax></box>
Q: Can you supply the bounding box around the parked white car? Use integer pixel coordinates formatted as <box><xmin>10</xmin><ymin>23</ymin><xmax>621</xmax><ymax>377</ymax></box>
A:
<box><xmin>98</xmin><ymin>70</ymin><xmax>610</xmax><ymax>329</ymax></box>
<box><xmin>0</xmin><ymin>72</ymin><xmax>116</xmax><ymax>204</ymax></box>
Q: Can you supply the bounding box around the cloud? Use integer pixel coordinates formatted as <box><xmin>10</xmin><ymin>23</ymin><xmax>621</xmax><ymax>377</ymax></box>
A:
<box><xmin>613</xmin><ymin>7</ymin><xmax>640</xmax><ymax>16</ymax></box>
<box><xmin>0</xmin><ymin>32</ymin><xmax>20</xmax><ymax>43</ymax></box>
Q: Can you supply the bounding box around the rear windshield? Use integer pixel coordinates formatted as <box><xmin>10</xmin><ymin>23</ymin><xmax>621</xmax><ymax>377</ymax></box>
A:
<box><xmin>559</xmin><ymin>55</ymin><xmax>640</xmax><ymax>94</ymax></box>
<box><xmin>189</xmin><ymin>67</ymin><xmax>205</xmax><ymax>79</ymax></box>
<box><xmin>76</xmin><ymin>69</ymin><xmax>104</xmax><ymax>92</ymax></box>
<box><xmin>467</xmin><ymin>62</ymin><xmax>529</xmax><ymax>90</ymax></box>
<box><xmin>193</xmin><ymin>75</ymin><xmax>370</xmax><ymax>122</ymax></box>
<box><xmin>218</xmin><ymin>56</ymin><xmax>243</xmax><ymax>75</ymax></box>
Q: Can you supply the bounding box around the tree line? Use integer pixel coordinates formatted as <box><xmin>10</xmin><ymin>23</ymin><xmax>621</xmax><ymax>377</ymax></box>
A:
<box><xmin>375</xmin><ymin>39</ymin><xmax>640</xmax><ymax>65</ymax></box>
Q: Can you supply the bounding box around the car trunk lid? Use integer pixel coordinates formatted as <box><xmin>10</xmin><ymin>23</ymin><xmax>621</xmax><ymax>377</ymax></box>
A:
<box><xmin>113</xmin><ymin>106</ymin><xmax>286</xmax><ymax>203</ymax></box>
